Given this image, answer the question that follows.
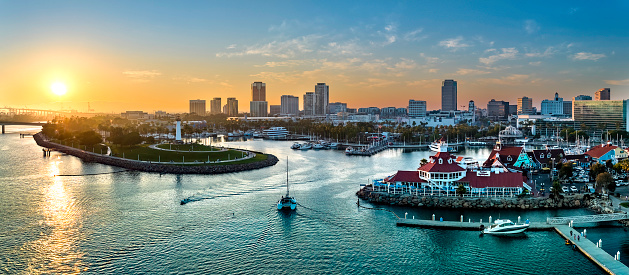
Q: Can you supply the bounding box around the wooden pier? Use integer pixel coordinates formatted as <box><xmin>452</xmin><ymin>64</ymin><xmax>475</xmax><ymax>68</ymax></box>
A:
<box><xmin>396</xmin><ymin>218</ymin><xmax>555</xmax><ymax>231</ymax></box>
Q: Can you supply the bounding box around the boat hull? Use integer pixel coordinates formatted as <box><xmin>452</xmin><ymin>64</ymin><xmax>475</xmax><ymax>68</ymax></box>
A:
<box><xmin>483</xmin><ymin>225</ymin><xmax>529</xmax><ymax>235</ymax></box>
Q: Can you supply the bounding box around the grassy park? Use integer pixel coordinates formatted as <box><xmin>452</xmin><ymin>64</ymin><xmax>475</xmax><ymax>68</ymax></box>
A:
<box><xmin>109</xmin><ymin>144</ymin><xmax>263</xmax><ymax>164</ymax></box>
<box><xmin>156</xmin><ymin>143</ymin><xmax>220</xmax><ymax>151</ymax></box>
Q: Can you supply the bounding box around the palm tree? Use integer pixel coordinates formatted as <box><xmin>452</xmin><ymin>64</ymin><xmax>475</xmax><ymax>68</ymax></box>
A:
<box><xmin>456</xmin><ymin>184</ymin><xmax>467</xmax><ymax>197</ymax></box>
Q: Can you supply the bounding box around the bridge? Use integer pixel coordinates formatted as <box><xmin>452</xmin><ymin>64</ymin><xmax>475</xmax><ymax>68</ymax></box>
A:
<box><xmin>0</xmin><ymin>121</ymin><xmax>46</xmax><ymax>134</ymax></box>
<box><xmin>546</xmin><ymin>213</ymin><xmax>629</xmax><ymax>225</ymax></box>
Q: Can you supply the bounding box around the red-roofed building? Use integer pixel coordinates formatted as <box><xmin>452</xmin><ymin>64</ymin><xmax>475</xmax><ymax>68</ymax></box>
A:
<box><xmin>483</xmin><ymin>146</ymin><xmax>523</xmax><ymax>168</ymax></box>
<box><xmin>585</xmin><ymin>143</ymin><xmax>627</xmax><ymax>164</ymax></box>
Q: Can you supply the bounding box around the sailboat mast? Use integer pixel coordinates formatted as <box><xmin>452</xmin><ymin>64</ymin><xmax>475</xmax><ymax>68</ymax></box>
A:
<box><xmin>286</xmin><ymin>157</ymin><xmax>289</xmax><ymax>196</ymax></box>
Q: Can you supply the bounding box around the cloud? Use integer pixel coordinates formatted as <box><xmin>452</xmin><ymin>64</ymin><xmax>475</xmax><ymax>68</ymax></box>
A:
<box><xmin>604</xmin><ymin>79</ymin><xmax>629</xmax><ymax>85</ymax></box>
<box><xmin>320</xmin><ymin>41</ymin><xmax>368</xmax><ymax>56</ymax></box>
<box><xmin>392</xmin><ymin>58</ymin><xmax>417</xmax><ymax>70</ymax></box>
<box><xmin>406</xmin><ymin>79</ymin><xmax>442</xmax><ymax>88</ymax></box>
<box><xmin>122</xmin><ymin>70</ymin><xmax>161</xmax><ymax>82</ymax></box>
<box><xmin>525</xmin><ymin>47</ymin><xmax>555</xmax><ymax>57</ymax></box>
<box><xmin>529</xmin><ymin>61</ymin><xmax>542</xmax><ymax>66</ymax></box>
<box><xmin>428</xmin><ymin>69</ymin><xmax>439</xmax><ymax>73</ymax></box>
<box><xmin>173</xmin><ymin>76</ymin><xmax>207</xmax><ymax>83</ymax></box>
<box><xmin>456</xmin><ymin>68</ymin><xmax>491</xmax><ymax>75</ymax></box>
<box><xmin>477</xmin><ymin>74</ymin><xmax>542</xmax><ymax>86</ymax></box>
<box><xmin>438</xmin><ymin>37</ymin><xmax>470</xmax><ymax>51</ymax></box>
<box><xmin>524</xmin><ymin>20</ymin><xmax>540</xmax><ymax>34</ymax></box>
<box><xmin>216</xmin><ymin>35</ymin><xmax>321</xmax><ymax>58</ymax></box>
<box><xmin>479</xmin><ymin>48</ymin><xmax>518</xmax><ymax>65</ymax></box>
<box><xmin>571</xmin><ymin>52</ymin><xmax>606</xmax><ymax>61</ymax></box>
<box><xmin>403</xmin><ymin>28</ymin><xmax>426</xmax><ymax>41</ymax></box>
<box><xmin>255</xmin><ymin>59</ymin><xmax>316</xmax><ymax>68</ymax></box>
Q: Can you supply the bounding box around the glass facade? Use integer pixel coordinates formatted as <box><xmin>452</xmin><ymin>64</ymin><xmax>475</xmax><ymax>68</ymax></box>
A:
<box><xmin>572</xmin><ymin>100</ymin><xmax>627</xmax><ymax>131</ymax></box>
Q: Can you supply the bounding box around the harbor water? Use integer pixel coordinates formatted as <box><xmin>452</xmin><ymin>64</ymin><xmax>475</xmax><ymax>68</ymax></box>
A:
<box><xmin>1</xmin><ymin>126</ymin><xmax>627</xmax><ymax>274</ymax></box>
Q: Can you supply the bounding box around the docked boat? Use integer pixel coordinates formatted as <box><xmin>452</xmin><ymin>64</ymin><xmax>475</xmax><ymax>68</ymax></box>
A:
<box><xmin>345</xmin><ymin>146</ymin><xmax>354</xmax><ymax>154</ymax></box>
<box><xmin>263</xmin><ymin>127</ymin><xmax>289</xmax><ymax>139</ymax></box>
<box><xmin>466</xmin><ymin>141</ymin><xmax>488</xmax><ymax>146</ymax></box>
<box><xmin>329</xmin><ymin>142</ymin><xmax>339</xmax><ymax>149</ymax></box>
<box><xmin>277</xmin><ymin>157</ymin><xmax>297</xmax><ymax>211</ymax></box>
<box><xmin>430</xmin><ymin>139</ymin><xmax>457</xmax><ymax>153</ymax></box>
<box><xmin>300</xmin><ymin>143</ymin><xmax>312</xmax><ymax>150</ymax></box>
<box><xmin>482</xmin><ymin>219</ymin><xmax>530</xmax><ymax>235</ymax></box>
<box><xmin>312</xmin><ymin>143</ymin><xmax>325</xmax><ymax>150</ymax></box>
<box><xmin>290</xmin><ymin>142</ymin><xmax>301</xmax><ymax>149</ymax></box>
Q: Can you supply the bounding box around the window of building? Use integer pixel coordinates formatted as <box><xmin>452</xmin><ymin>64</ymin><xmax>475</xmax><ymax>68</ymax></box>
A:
<box><xmin>540</xmin><ymin>154</ymin><xmax>544</xmax><ymax>159</ymax></box>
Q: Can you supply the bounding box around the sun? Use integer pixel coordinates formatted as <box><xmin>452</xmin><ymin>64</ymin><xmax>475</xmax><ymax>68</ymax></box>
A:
<box><xmin>51</xmin><ymin>82</ymin><xmax>67</xmax><ymax>96</ymax></box>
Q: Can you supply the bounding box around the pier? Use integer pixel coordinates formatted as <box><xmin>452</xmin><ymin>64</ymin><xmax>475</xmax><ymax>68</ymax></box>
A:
<box><xmin>396</xmin><ymin>218</ymin><xmax>555</xmax><ymax>231</ymax></box>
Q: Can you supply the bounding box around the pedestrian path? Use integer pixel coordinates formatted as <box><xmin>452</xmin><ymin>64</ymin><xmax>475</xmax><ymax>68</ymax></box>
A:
<box><xmin>609</xmin><ymin>195</ymin><xmax>629</xmax><ymax>213</ymax></box>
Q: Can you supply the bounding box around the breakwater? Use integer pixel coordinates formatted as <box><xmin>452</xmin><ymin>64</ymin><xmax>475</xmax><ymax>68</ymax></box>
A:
<box><xmin>33</xmin><ymin>133</ymin><xmax>278</xmax><ymax>174</ymax></box>
<box><xmin>357</xmin><ymin>185</ymin><xmax>594</xmax><ymax>209</ymax></box>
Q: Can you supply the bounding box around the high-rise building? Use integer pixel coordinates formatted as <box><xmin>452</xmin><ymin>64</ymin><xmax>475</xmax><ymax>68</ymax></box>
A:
<box><xmin>381</xmin><ymin>107</ymin><xmax>397</xmax><ymax>118</ymax></box>
<box><xmin>210</xmin><ymin>97</ymin><xmax>221</xmax><ymax>114</ymax></box>
<box><xmin>303</xmin><ymin>92</ymin><xmax>316</xmax><ymax>116</ymax></box>
<box><xmin>314</xmin><ymin>83</ymin><xmax>329</xmax><ymax>115</ymax></box>
<box><xmin>595</xmin><ymin>88</ymin><xmax>610</xmax><ymax>100</ymax></box>
<box><xmin>487</xmin><ymin>99</ymin><xmax>509</xmax><ymax>119</ymax></box>
<box><xmin>468</xmin><ymin>100</ymin><xmax>475</xmax><ymax>113</ymax></box>
<box><xmin>541</xmin><ymin>93</ymin><xmax>566</xmax><ymax>116</ymax></box>
<box><xmin>563</xmin><ymin>101</ymin><xmax>572</xmax><ymax>117</ymax></box>
<box><xmin>280</xmin><ymin>95</ymin><xmax>299</xmax><ymax>115</ymax></box>
<box><xmin>408</xmin><ymin>100</ymin><xmax>427</xmax><ymax>117</ymax></box>
<box><xmin>441</xmin><ymin>79</ymin><xmax>457</xmax><ymax>111</ymax></box>
<box><xmin>572</xmin><ymin>100</ymin><xmax>628</xmax><ymax>132</ymax></box>
<box><xmin>189</xmin><ymin>99</ymin><xmax>206</xmax><ymax>115</ymax></box>
<box><xmin>573</xmin><ymin>95</ymin><xmax>592</xmax><ymax>101</ymax></box>
<box><xmin>517</xmin><ymin>96</ymin><xmax>533</xmax><ymax>115</ymax></box>
<box><xmin>251</xmin><ymin>82</ymin><xmax>266</xmax><ymax>101</ymax></box>
<box><xmin>269</xmin><ymin>105</ymin><xmax>281</xmax><ymax>116</ymax></box>
<box><xmin>250</xmin><ymin>101</ymin><xmax>268</xmax><ymax>117</ymax></box>
<box><xmin>328</xmin><ymin>102</ymin><xmax>347</xmax><ymax>114</ymax></box>
<box><xmin>226</xmin><ymin>97</ymin><xmax>238</xmax><ymax>116</ymax></box>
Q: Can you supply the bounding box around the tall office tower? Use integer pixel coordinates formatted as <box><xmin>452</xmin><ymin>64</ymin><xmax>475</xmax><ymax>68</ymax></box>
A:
<box><xmin>304</xmin><ymin>92</ymin><xmax>316</xmax><ymax>116</ymax></box>
<box><xmin>517</xmin><ymin>96</ymin><xmax>534</xmax><ymax>115</ymax></box>
<box><xmin>280</xmin><ymin>95</ymin><xmax>299</xmax><ymax>115</ymax></box>
<box><xmin>251</xmin><ymin>82</ymin><xmax>266</xmax><ymax>101</ymax></box>
<box><xmin>314</xmin><ymin>83</ymin><xmax>329</xmax><ymax>115</ymax></box>
<box><xmin>441</xmin><ymin>79</ymin><xmax>457</xmax><ymax>111</ymax></box>
<box><xmin>468</xmin><ymin>100</ymin><xmax>475</xmax><ymax>113</ymax></box>
<box><xmin>328</xmin><ymin>102</ymin><xmax>348</xmax><ymax>114</ymax></box>
<box><xmin>250</xmin><ymin>101</ymin><xmax>268</xmax><ymax>117</ymax></box>
<box><xmin>487</xmin><ymin>99</ymin><xmax>509</xmax><ymax>119</ymax></box>
<box><xmin>541</xmin><ymin>93</ymin><xmax>564</xmax><ymax>115</ymax></box>
<box><xmin>408</xmin><ymin>100</ymin><xmax>427</xmax><ymax>117</ymax></box>
<box><xmin>210</xmin><ymin>97</ymin><xmax>221</xmax><ymax>114</ymax></box>
<box><xmin>573</xmin><ymin>95</ymin><xmax>592</xmax><ymax>101</ymax></box>
<box><xmin>573</xmin><ymin>100</ymin><xmax>627</xmax><ymax>132</ymax></box>
<box><xmin>563</xmin><ymin>101</ymin><xmax>572</xmax><ymax>117</ymax></box>
<box><xmin>269</xmin><ymin>105</ymin><xmax>281</xmax><ymax>116</ymax></box>
<box><xmin>189</xmin><ymin>99</ymin><xmax>206</xmax><ymax>115</ymax></box>
<box><xmin>595</xmin><ymin>88</ymin><xmax>610</xmax><ymax>100</ymax></box>
<box><xmin>226</xmin><ymin>97</ymin><xmax>238</xmax><ymax>116</ymax></box>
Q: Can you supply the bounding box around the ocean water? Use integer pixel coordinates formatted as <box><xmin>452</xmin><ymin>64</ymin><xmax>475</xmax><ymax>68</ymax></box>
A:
<box><xmin>0</xmin><ymin>126</ymin><xmax>619</xmax><ymax>274</ymax></box>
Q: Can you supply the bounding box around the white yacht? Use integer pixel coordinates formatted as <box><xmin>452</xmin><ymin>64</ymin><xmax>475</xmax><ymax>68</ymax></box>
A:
<box><xmin>466</xmin><ymin>141</ymin><xmax>488</xmax><ymax>146</ymax></box>
<box><xmin>300</xmin><ymin>143</ymin><xmax>312</xmax><ymax>150</ymax></box>
<box><xmin>329</xmin><ymin>142</ymin><xmax>339</xmax><ymax>149</ymax></box>
<box><xmin>482</xmin><ymin>219</ymin><xmax>530</xmax><ymax>235</ymax></box>
<box><xmin>345</xmin><ymin>146</ymin><xmax>354</xmax><ymax>154</ymax></box>
<box><xmin>263</xmin><ymin>127</ymin><xmax>289</xmax><ymax>139</ymax></box>
<box><xmin>290</xmin><ymin>142</ymin><xmax>301</xmax><ymax>149</ymax></box>
<box><xmin>312</xmin><ymin>143</ymin><xmax>325</xmax><ymax>150</ymax></box>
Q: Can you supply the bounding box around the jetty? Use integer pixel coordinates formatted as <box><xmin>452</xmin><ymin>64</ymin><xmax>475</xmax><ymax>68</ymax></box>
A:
<box><xmin>396</xmin><ymin>218</ymin><xmax>554</xmax><ymax>231</ymax></box>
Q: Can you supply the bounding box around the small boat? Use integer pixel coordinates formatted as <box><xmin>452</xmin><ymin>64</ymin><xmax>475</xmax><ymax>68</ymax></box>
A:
<box><xmin>300</xmin><ymin>143</ymin><xmax>312</xmax><ymax>150</ymax></box>
<box><xmin>290</xmin><ymin>142</ymin><xmax>301</xmax><ymax>149</ymax></box>
<box><xmin>329</xmin><ymin>142</ymin><xmax>339</xmax><ymax>149</ymax></box>
<box><xmin>277</xmin><ymin>157</ymin><xmax>296</xmax><ymax>211</ymax></box>
<box><xmin>345</xmin><ymin>146</ymin><xmax>354</xmax><ymax>154</ymax></box>
<box><xmin>466</xmin><ymin>141</ymin><xmax>488</xmax><ymax>146</ymax></box>
<box><xmin>312</xmin><ymin>143</ymin><xmax>325</xmax><ymax>150</ymax></box>
<box><xmin>482</xmin><ymin>219</ymin><xmax>530</xmax><ymax>235</ymax></box>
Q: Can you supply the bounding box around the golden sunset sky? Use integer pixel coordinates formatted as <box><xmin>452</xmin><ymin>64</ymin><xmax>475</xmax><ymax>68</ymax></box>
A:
<box><xmin>1</xmin><ymin>1</ymin><xmax>628</xmax><ymax>113</ymax></box>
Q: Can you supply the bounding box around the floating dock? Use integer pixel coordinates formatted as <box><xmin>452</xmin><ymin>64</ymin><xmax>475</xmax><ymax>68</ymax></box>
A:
<box><xmin>555</xmin><ymin>225</ymin><xmax>629</xmax><ymax>275</ymax></box>
<box><xmin>396</xmin><ymin>218</ymin><xmax>555</xmax><ymax>231</ymax></box>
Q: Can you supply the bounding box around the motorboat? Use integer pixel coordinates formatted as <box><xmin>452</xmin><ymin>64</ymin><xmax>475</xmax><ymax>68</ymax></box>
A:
<box><xmin>312</xmin><ymin>143</ymin><xmax>325</xmax><ymax>150</ymax></box>
<box><xmin>482</xmin><ymin>219</ymin><xmax>530</xmax><ymax>235</ymax></box>
<box><xmin>277</xmin><ymin>157</ymin><xmax>297</xmax><ymax>211</ymax></box>
<box><xmin>345</xmin><ymin>146</ymin><xmax>354</xmax><ymax>154</ymax></box>
<box><xmin>329</xmin><ymin>142</ymin><xmax>339</xmax><ymax>149</ymax></box>
<box><xmin>466</xmin><ymin>141</ymin><xmax>488</xmax><ymax>146</ymax></box>
<box><xmin>300</xmin><ymin>143</ymin><xmax>312</xmax><ymax>150</ymax></box>
<box><xmin>290</xmin><ymin>142</ymin><xmax>301</xmax><ymax>149</ymax></box>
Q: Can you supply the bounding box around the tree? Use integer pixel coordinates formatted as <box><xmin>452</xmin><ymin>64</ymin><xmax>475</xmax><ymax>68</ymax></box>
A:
<box><xmin>77</xmin><ymin>130</ymin><xmax>103</xmax><ymax>146</ymax></box>
<box><xmin>590</xmin><ymin>163</ymin><xmax>606</xmax><ymax>180</ymax></box>
<box><xmin>420</xmin><ymin>158</ymin><xmax>428</xmax><ymax>166</ymax></box>
<box><xmin>551</xmin><ymin>180</ymin><xmax>561</xmax><ymax>200</ymax></box>
<box><xmin>596</xmin><ymin>172</ymin><xmax>613</xmax><ymax>193</ymax></box>
<box><xmin>558</xmin><ymin>163</ymin><xmax>574</xmax><ymax>180</ymax></box>
<box><xmin>456</xmin><ymin>184</ymin><xmax>467</xmax><ymax>197</ymax></box>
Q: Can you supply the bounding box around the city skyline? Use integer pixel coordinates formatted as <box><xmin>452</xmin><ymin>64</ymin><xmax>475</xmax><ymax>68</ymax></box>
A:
<box><xmin>1</xmin><ymin>1</ymin><xmax>628</xmax><ymax>113</ymax></box>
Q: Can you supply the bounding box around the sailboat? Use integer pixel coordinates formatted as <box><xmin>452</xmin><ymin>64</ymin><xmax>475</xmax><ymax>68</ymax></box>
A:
<box><xmin>277</xmin><ymin>157</ymin><xmax>297</xmax><ymax>211</ymax></box>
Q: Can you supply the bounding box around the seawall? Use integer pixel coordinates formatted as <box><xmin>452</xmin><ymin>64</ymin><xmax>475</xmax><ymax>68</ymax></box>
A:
<box><xmin>34</xmin><ymin>133</ymin><xmax>279</xmax><ymax>174</ymax></box>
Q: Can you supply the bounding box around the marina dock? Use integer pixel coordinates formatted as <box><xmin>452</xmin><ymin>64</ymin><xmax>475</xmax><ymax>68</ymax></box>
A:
<box><xmin>396</xmin><ymin>218</ymin><xmax>555</xmax><ymax>231</ymax></box>
<box><xmin>554</xmin><ymin>225</ymin><xmax>629</xmax><ymax>275</ymax></box>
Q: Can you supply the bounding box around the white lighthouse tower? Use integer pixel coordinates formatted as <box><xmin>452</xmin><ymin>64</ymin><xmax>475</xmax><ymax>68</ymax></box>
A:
<box><xmin>175</xmin><ymin>116</ymin><xmax>182</xmax><ymax>141</ymax></box>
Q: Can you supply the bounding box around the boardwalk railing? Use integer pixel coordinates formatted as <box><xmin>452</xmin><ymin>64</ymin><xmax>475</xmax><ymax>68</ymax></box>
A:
<box><xmin>546</xmin><ymin>213</ymin><xmax>629</xmax><ymax>225</ymax></box>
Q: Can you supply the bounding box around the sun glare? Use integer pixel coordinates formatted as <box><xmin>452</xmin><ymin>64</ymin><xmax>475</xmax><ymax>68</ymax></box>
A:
<box><xmin>51</xmin><ymin>82</ymin><xmax>67</xmax><ymax>96</ymax></box>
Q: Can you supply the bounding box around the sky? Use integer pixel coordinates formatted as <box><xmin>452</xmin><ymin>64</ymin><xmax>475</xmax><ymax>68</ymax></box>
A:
<box><xmin>1</xmin><ymin>0</ymin><xmax>628</xmax><ymax>113</ymax></box>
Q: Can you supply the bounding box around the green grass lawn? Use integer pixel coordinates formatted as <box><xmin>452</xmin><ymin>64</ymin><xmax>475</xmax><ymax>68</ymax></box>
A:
<box><xmin>51</xmin><ymin>139</ymin><xmax>109</xmax><ymax>154</ymax></box>
<box><xmin>156</xmin><ymin>143</ymin><xmax>220</xmax><ymax>151</ymax></box>
<box><xmin>110</xmin><ymin>144</ymin><xmax>260</xmax><ymax>164</ymax></box>
<box><xmin>620</xmin><ymin>202</ymin><xmax>629</xmax><ymax>208</ymax></box>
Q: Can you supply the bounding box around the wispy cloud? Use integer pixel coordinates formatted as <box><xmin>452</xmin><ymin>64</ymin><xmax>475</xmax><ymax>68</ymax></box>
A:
<box><xmin>438</xmin><ymin>37</ymin><xmax>470</xmax><ymax>51</ymax></box>
<box><xmin>524</xmin><ymin>20</ymin><xmax>540</xmax><ymax>34</ymax></box>
<box><xmin>173</xmin><ymin>76</ymin><xmax>208</xmax><ymax>83</ymax></box>
<box><xmin>255</xmin><ymin>59</ymin><xmax>317</xmax><ymax>68</ymax></box>
<box><xmin>479</xmin><ymin>48</ymin><xmax>518</xmax><ymax>65</ymax></box>
<box><xmin>571</xmin><ymin>52</ymin><xmax>606</xmax><ymax>61</ymax></box>
<box><xmin>529</xmin><ymin>61</ymin><xmax>542</xmax><ymax>66</ymax></box>
<box><xmin>216</xmin><ymin>35</ymin><xmax>321</xmax><ymax>58</ymax></box>
<box><xmin>122</xmin><ymin>70</ymin><xmax>161</xmax><ymax>82</ymax></box>
<box><xmin>525</xmin><ymin>47</ymin><xmax>555</xmax><ymax>57</ymax></box>
<box><xmin>604</xmin><ymin>79</ymin><xmax>629</xmax><ymax>85</ymax></box>
<box><xmin>477</xmin><ymin>74</ymin><xmax>541</xmax><ymax>86</ymax></box>
<box><xmin>403</xmin><ymin>28</ymin><xmax>426</xmax><ymax>41</ymax></box>
<box><xmin>456</xmin><ymin>68</ymin><xmax>491</xmax><ymax>75</ymax></box>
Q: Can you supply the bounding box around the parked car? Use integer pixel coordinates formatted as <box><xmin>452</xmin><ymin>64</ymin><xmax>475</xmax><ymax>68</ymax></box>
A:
<box><xmin>570</xmin><ymin>186</ymin><xmax>578</xmax><ymax>192</ymax></box>
<box><xmin>561</xmin><ymin>186</ymin><xmax>569</xmax><ymax>193</ymax></box>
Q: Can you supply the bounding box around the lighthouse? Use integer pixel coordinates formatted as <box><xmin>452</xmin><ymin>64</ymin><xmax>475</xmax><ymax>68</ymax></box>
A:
<box><xmin>176</xmin><ymin>116</ymin><xmax>182</xmax><ymax>141</ymax></box>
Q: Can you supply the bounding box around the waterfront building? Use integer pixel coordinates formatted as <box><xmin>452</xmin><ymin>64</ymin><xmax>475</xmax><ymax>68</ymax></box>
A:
<box><xmin>572</xmin><ymin>100</ymin><xmax>628</xmax><ymax>132</ymax></box>
<box><xmin>595</xmin><ymin>88</ymin><xmax>610</xmax><ymax>101</ymax></box>
<box><xmin>531</xmin><ymin>149</ymin><xmax>566</xmax><ymax>169</ymax></box>
<box><xmin>517</xmin><ymin>96</ymin><xmax>533</xmax><ymax>115</ymax></box>
<box><xmin>541</xmin><ymin>93</ymin><xmax>566</xmax><ymax>116</ymax></box>
<box><xmin>281</xmin><ymin>95</ymin><xmax>299</xmax><ymax>116</ymax></box>
<box><xmin>328</xmin><ymin>102</ymin><xmax>347</xmax><ymax>114</ymax></box>
<box><xmin>585</xmin><ymin>143</ymin><xmax>628</xmax><ymax>164</ymax></box>
<box><xmin>315</xmin><ymin>83</ymin><xmax>329</xmax><ymax>115</ymax></box>
<box><xmin>269</xmin><ymin>105</ymin><xmax>281</xmax><ymax>116</ymax></box>
<box><xmin>483</xmin><ymin>146</ymin><xmax>524</xmax><ymax>168</ymax></box>
<box><xmin>408</xmin><ymin>100</ymin><xmax>427</xmax><ymax>117</ymax></box>
<box><xmin>303</xmin><ymin>92</ymin><xmax>316</xmax><ymax>116</ymax></box>
<box><xmin>250</xmin><ymin>101</ymin><xmax>268</xmax><ymax>117</ymax></box>
<box><xmin>379</xmin><ymin>146</ymin><xmax>525</xmax><ymax>197</ymax></box>
<box><xmin>226</xmin><ymin>97</ymin><xmax>238</xmax><ymax>116</ymax></box>
<box><xmin>441</xmin><ymin>79</ymin><xmax>457</xmax><ymax>111</ymax></box>
<box><xmin>210</xmin><ymin>97</ymin><xmax>221</xmax><ymax>114</ymax></box>
<box><xmin>189</xmin><ymin>99</ymin><xmax>206</xmax><ymax>115</ymax></box>
<box><xmin>487</xmin><ymin>99</ymin><xmax>509</xmax><ymax>119</ymax></box>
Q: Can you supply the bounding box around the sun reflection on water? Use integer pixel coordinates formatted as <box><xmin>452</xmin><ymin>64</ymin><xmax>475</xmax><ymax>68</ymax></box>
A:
<box><xmin>23</xmin><ymin>159</ymin><xmax>86</xmax><ymax>274</ymax></box>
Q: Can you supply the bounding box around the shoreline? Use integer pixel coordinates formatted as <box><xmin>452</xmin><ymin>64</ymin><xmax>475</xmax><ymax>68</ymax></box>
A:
<box><xmin>33</xmin><ymin>133</ymin><xmax>279</xmax><ymax>174</ymax></box>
